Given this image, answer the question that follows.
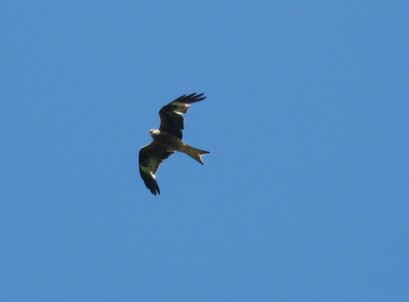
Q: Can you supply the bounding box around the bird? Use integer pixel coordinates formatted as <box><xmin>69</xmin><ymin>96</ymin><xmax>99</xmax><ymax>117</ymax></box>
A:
<box><xmin>139</xmin><ymin>93</ymin><xmax>210</xmax><ymax>195</ymax></box>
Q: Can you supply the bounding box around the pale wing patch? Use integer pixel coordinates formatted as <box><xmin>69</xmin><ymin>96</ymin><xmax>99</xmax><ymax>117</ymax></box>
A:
<box><xmin>172</xmin><ymin>102</ymin><xmax>190</xmax><ymax>114</ymax></box>
<box><xmin>141</xmin><ymin>166</ymin><xmax>156</xmax><ymax>180</ymax></box>
<box><xmin>141</xmin><ymin>160</ymin><xmax>159</xmax><ymax>178</ymax></box>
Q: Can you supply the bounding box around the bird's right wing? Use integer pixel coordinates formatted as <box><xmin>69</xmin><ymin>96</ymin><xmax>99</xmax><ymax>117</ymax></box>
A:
<box><xmin>139</xmin><ymin>142</ymin><xmax>174</xmax><ymax>195</ymax></box>
<box><xmin>159</xmin><ymin>92</ymin><xmax>206</xmax><ymax>139</ymax></box>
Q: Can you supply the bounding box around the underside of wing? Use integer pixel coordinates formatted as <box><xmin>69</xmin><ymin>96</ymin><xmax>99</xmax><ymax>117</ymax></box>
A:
<box><xmin>139</xmin><ymin>142</ymin><xmax>174</xmax><ymax>195</ymax></box>
<box><xmin>159</xmin><ymin>92</ymin><xmax>206</xmax><ymax>139</ymax></box>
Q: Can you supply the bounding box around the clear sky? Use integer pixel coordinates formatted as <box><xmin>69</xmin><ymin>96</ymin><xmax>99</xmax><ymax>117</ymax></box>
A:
<box><xmin>1</xmin><ymin>1</ymin><xmax>408</xmax><ymax>301</ymax></box>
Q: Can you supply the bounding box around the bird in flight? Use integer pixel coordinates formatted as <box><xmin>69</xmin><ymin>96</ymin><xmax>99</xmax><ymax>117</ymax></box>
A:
<box><xmin>139</xmin><ymin>93</ymin><xmax>210</xmax><ymax>195</ymax></box>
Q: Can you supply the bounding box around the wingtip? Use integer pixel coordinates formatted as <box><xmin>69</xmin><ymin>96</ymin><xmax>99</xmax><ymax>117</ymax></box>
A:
<box><xmin>189</xmin><ymin>92</ymin><xmax>206</xmax><ymax>102</ymax></box>
<box><xmin>151</xmin><ymin>186</ymin><xmax>160</xmax><ymax>195</ymax></box>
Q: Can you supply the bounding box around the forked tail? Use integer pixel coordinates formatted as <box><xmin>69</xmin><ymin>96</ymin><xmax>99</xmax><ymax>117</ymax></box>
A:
<box><xmin>181</xmin><ymin>144</ymin><xmax>210</xmax><ymax>165</ymax></box>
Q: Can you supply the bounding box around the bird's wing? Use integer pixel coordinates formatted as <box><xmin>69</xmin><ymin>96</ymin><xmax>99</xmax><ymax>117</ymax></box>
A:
<box><xmin>159</xmin><ymin>92</ymin><xmax>206</xmax><ymax>139</ymax></box>
<box><xmin>139</xmin><ymin>142</ymin><xmax>174</xmax><ymax>195</ymax></box>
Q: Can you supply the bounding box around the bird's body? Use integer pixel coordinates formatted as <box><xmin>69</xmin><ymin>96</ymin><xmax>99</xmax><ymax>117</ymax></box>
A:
<box><xmin>139</xmin><ymin>93</ymin><xmax>209</xmax><ymax>195</ymax></box>
<box><xmin>148</xmin><ymin>129</ymin><xmax>208</xmax><ymax>165</ymax></box>
<box><xmin>149</xmin><ymin>129</ymin><xmax>181</xmax><ymax>151</ymax></box>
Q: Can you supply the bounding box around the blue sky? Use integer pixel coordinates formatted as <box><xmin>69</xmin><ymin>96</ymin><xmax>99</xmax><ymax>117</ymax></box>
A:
<box><xmin>1</xmin><ymin>1</ymin><xmax>408</xmax><ymax>301</ymax></box>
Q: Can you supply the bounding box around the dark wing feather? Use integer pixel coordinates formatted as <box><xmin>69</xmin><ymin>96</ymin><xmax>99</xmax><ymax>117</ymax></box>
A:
<box><xmin>159</xmin><ymin>92</ymin><xmax>206</xmax><ymax>139</ymax></box>
<box><xmin>139</xmin><ymin>142</ymin><xmax>174</xmax><ymax>195</ymax></box>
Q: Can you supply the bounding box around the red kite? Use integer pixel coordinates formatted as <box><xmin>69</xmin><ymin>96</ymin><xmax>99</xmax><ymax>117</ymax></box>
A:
<box><xmin>139</xmin><ymin>93</ymin><xmax>210</xmax><ymax>195</ymax></box>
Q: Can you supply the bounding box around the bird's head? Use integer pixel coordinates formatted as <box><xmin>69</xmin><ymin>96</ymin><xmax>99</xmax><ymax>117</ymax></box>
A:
<box><xmin>149</xmin><ymin>129</ymin><xmax>160</xmax><ymax>138</ymax></box>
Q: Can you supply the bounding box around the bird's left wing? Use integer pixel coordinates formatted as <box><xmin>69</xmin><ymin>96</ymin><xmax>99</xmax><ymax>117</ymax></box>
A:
<box><xmin>139</xmin><ymin>142</ymin><xmax>174</xmax><ymax>195</ymax></box>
